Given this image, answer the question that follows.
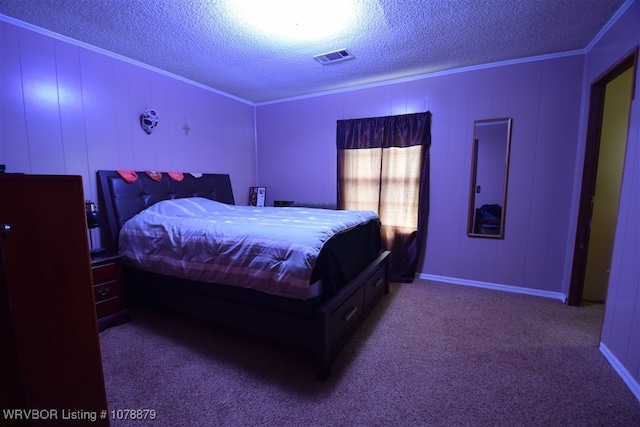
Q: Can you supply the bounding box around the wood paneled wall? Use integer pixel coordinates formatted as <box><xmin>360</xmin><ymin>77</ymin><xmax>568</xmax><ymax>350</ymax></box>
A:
<box><xmin>0</xmin><ymin>20</ymin><xmax>257</xmax><ymax>212</ymax></box>
<box><xmin>256</xmin><ymin>55</ymin><xmax>584</xmax><ymax>296</ymax></box>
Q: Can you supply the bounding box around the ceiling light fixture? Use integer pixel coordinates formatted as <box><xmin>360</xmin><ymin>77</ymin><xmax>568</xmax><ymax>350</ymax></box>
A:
<box><xmin>229</xmin><ymin>0</ymin><xmax>357</xmax><ymax>41</ymax></box>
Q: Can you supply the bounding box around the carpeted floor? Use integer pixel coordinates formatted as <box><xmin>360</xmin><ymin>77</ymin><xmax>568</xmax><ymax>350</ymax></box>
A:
<box><xmin>99</xmin><ymin>279</ymin><xmax>640</xmax><ymax>426</ymax></box>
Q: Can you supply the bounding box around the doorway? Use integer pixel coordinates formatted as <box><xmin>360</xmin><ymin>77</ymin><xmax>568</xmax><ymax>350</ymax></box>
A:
<box><xmin>568</xmin><ymin>48</ymin><xmax>637</xmax><ymax>306</ymax></box>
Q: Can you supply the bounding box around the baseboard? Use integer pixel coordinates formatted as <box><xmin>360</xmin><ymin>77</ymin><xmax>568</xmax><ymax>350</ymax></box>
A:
<box><xmin>600</xmin><ymin>343</ymin><xmax>640</xmax><ymax>403</ymax></box>
<box><xmin>418</xmin><ymin>273</ymin><xmax>567</xmax><ymax>303</ymax></box>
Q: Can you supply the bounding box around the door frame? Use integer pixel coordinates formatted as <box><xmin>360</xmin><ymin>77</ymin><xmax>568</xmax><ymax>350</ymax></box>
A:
<box><xmin>568</xmin><ymin>47</ymin><xmax>638</xmax><ymax>306</ymax></box>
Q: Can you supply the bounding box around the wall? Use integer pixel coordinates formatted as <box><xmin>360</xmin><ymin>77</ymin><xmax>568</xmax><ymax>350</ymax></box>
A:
<box><xmin>256</xmin><ymin>55</ymin><xmax>584</xmax><ymax>298</ymax></box>
<box><xmin>580</xmin><ymin>0</ymin><xmax>640</xmax><ymax>399</ymax></box>
<box><xmin>0</xmin><ymin>19</ymin><xmax>257</xmax><ymax>224</ymax></box>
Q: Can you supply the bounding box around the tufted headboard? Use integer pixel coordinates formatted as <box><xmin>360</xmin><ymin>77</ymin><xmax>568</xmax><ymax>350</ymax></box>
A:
<box><xmin>96</xmin><ymin>170</ymin><xmax>235</xmax><ymax>253</ymax></box>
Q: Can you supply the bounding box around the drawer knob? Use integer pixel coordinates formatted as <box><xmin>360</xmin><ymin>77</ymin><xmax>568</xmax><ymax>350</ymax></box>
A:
<box><xmin>372</xmin><ymin>277</ymin><xmax>384</xmax><ymax>288</ymax></box>
<box><xmin>98</xmin><ymin>287</ymin><xmax>111</xmax><ymax>296</ymax></box>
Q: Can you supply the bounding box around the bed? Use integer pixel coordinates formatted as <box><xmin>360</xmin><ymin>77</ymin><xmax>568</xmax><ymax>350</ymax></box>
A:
<box><xmin>96</xmin><ymin>170</ymin><xmax>390</xmax><ymax>380</ymax></box>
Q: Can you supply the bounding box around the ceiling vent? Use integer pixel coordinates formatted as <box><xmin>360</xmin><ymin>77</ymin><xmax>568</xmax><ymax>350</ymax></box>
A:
<box><xmin>313</xmin><ymin>49</ymin><xmax>354</xmax><ymax>65</ymax></box>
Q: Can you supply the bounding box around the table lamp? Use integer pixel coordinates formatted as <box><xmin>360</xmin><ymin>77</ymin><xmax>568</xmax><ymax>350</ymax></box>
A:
<box><xmin>85</xmin><ymin>200</ymin><xmax>104</xmax><ymax>255</ymax></box>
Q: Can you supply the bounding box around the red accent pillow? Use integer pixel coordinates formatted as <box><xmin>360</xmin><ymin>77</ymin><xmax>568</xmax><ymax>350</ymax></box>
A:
<box><xmin>168</xmin><ymin>172</ymin><xmax>184</xmax><ymax>182</ymax></box>
<box><xmin>117</xmin><ymin>170</ymin><xmax>138</xmax><ymax>183</ymax></box>
<box><xmin>145</xmin><ymin>171</ymin><xmax>162</xmax><ymax>182</ymax></box>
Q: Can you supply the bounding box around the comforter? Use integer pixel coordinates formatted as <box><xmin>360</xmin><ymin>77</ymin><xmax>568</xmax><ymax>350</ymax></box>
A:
<box><xmin>119</xmin><ymin>197</ymin><xmax>380</xmax><ymax>300</ymax></box>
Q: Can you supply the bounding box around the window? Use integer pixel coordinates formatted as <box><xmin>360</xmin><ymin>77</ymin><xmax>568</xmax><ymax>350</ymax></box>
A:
<box><xmin>337</xmin><ymin>112</ymin><xmax>431</xmax><ymax>282</ymax></box>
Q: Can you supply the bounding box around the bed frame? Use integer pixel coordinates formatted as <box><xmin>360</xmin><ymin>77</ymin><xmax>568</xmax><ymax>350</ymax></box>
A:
<box><xmin>96</xmin><ymin>170</ymin><xmax>389</xmax><ymax>380</ymax></box>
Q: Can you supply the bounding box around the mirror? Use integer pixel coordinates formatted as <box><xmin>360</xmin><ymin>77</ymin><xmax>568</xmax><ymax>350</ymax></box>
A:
<box><xmin>467</xmin><ymin>118</ymin><xmax>512</xmax><ymax>239</ymax></box>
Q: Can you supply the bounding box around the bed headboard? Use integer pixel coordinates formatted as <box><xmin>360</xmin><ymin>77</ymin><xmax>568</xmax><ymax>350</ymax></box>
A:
<box><xmin>96</xmin><ymin>170</ymin><xmax>235</xmax><ymax>253</ymax></box>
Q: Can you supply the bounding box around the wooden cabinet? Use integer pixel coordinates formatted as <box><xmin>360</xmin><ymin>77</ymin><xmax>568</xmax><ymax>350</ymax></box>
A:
<box><xmin>91</xmin><ymin>254</ymin><xmax>129</xmax><ymax>331</ymax></box>
<box><xmin>0</xmin><ymin>174</ymin><xmax>109</xmax><ymax>426</ymax></box>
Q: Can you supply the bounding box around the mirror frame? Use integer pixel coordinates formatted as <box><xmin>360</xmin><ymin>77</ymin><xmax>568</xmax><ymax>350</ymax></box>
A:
<box><xmin>467</xmin><ymin>118</ymin><xmax>513</xmax><ymax>239</ymax></box>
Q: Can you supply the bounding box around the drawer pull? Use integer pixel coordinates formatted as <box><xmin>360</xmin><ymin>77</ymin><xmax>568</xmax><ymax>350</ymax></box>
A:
<box><xmin>98</xmin><ymin>287</ymin><xmax>111</xmax><ymax>296</ymax></box>
<box><xmin>372</xmin><ymin>277</ymin><xmax>384</xmax><ymax>288</ymax></box>
<box><xmin>342</xmin><ymin>306</ymin><xmax>358</xmax><ymax>322</ymax></box>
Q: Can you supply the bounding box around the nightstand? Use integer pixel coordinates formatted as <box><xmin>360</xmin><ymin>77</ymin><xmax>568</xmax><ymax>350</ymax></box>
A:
<box><xmin>91</xmin><ymin>253</ymin><xmax>129</xmax><ymax>331</ymax></box>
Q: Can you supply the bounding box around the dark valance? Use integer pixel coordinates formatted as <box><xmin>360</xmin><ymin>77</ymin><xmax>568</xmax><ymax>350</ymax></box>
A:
<box><xmin>336</xmin><ymin>112</ymin><xmax>431</xmax><ymax>150</ymax></box>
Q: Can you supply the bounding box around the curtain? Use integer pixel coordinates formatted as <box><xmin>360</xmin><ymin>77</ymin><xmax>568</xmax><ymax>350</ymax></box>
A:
<box><xmin>337</xmin><ymin>112</ymin><xmax>431</xmax><ymax>282</ymax></box>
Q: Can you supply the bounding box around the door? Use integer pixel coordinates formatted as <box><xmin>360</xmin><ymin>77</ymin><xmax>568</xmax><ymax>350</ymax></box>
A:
<box><xmin>569</xmin><ymin>49</ymin><xmax>637</xmax><ymax>306</ymax></box>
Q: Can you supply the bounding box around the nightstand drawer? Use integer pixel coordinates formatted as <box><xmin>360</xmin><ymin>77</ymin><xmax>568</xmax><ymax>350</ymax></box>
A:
<box><xmin>91</xmin><ymin>253</ymin><xmax>129</xmax><ymax>331</ymax></box>
<box><xmin>92</xmin><ymin>262</ymin><xmax>119</xmax><ymax>285</ymax></box>
<box><xmin>96</xmin><ymin>297</ymin><xmax>125</xmax><ymax>319</ymax></box>
<box><xmin>94</xmin><ymin>280</ymin><xmax>123</xmax><ymax>303</ymax></box>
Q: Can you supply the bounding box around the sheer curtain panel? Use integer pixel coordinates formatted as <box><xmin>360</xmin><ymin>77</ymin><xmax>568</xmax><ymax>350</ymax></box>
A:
<box><xmin>337</xmin><ymin>112</ymin><xmax>431</xmax><ymax>282</ymax></box>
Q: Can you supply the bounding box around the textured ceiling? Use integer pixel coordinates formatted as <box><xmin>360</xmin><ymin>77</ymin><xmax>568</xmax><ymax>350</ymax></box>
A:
<box><xmin>0</xmin><ymin>0</ymin><xmax>628</xmax><ymax>103</ymax></box>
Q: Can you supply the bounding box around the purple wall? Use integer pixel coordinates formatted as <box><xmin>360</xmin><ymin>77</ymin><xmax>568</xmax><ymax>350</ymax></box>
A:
<box><xmin>256</xmin><ymin>57</ymin><xmax>583</xmax><ymax>297</ymax></box>
<box><xmin>0</xmin><ymin>20</ymin><xmax>257</xmax><ymax>214</ymax></box>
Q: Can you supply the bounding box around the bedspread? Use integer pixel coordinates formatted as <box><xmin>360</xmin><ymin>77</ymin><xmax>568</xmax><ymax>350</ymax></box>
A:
<box><xmin>118</xmin><ymin>197</ymin><xmax>380</xmax><ymax>300</ymax></box>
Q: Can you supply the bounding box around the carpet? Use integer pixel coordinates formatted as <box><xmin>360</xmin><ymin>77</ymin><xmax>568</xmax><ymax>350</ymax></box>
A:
<box><xmin>99</xmin><ymin>279</ymin><xmax>640</xmax><ymax>426</ymax></box>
